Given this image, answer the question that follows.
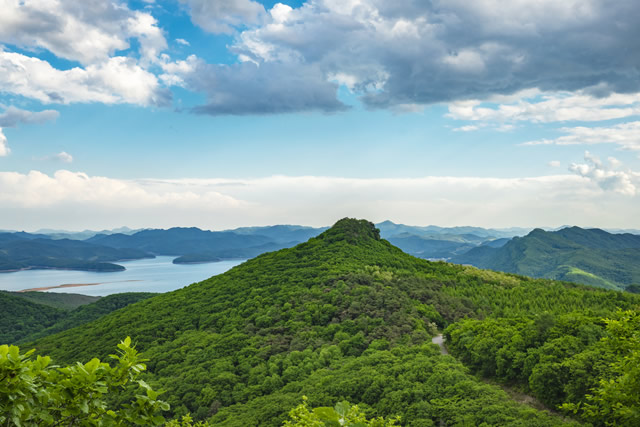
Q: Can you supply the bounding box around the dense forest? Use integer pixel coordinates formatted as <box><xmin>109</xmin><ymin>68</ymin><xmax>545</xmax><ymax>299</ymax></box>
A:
<box><xmin>0</xmin><ymin>291</ymin><xmax>154</xmax><ymax>344</ymax></box>
<box><xmin>5</xmin><ymin>219</ymin><xmax>634</xmax><ymax>425</ymax></box>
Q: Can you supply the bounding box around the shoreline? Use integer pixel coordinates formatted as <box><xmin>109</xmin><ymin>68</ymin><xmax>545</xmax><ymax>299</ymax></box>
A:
<box><xmin>19</xmin><ymin>279</ymin><xmax>143</xmax><ymax>293</ymax></box>
<box><xmin>0</xmin><ymin>256</ymin><xmax>156</xmax><ymax>274</ymax></box>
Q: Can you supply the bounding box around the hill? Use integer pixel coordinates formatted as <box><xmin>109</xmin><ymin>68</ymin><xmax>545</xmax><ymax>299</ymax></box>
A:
<box><xmin>0</xmin><ymin>291</ymin><xmax>154</xmax><ymax>344</ymax></box>
<box><xmin>27</xmin><ymin>219</ymin><xmax>640</xmax><ymax>425</ymax></box>
<box><xmin>452</xmin><ymin>226</ymin><xmax>640</xmax><ymax>290</ymax></box>
<box><xmin>10</xmin><ymin>291</ymin><xmax>99</xmax><ymax>310</ymax></box>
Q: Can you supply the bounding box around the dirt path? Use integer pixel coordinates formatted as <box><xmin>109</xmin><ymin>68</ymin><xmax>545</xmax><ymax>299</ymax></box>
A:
<box><xmin>431</xmin><ymin>334</ymin><xmax>448</xmax><ymax>355</ymax></box>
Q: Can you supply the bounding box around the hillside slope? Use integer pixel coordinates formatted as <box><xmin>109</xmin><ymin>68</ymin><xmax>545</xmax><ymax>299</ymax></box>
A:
<box><xmin>29</xmin><ymin>219</ymin><xmax>640</xmax><ymax>425</ymax></box>
<box><xmin>452</xmin><ymin>227</ymin><xmax>640</xmax><ymax>290</ymax></box>
<box><xmin>1</xmin><ymin>291</ymin><xmax>154</xmax><ymax>344</ymax></box>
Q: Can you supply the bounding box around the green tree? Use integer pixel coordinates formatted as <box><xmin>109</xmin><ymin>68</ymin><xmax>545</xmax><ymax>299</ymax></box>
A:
<box><xmin>562</xmin><ymin>310</ymin><xmax>640</xmax><ymax>425</ymax></box>
<box><xmin>283</xmin><ymin>396</ymin><xmax>400</xmax><ymax>426</ymax></box>
<box><xmin>0</xmin><ymin>337</ymin><xmax>168</xmax><ymax>426</ymax></box>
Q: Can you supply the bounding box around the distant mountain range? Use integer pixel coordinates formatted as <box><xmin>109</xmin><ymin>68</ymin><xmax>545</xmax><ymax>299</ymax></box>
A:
<box><xmin>1</xmin><ymin>221</ymin><xmax>517</xmax><ymax>273</ymax></box>
<box><xmin>453</xmin><ymin>227</ymin><xmax>640</xmax><ymax>291</ymax></box>
<box><xmin>2</xmin><ymin>222</ymin><xmax>640</xmax><ymax>292</ymax></box>
<box><xmin>0</xmin><ymin>232</ymin><xmax>153</xmax><ymax>272</ymax></box>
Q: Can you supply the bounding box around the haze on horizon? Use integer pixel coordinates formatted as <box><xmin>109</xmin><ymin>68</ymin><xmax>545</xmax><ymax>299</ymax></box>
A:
<box><xmin>1</xmin><ymin>0</ymin><xmax>639</xmax><ymax>231</ymax></box>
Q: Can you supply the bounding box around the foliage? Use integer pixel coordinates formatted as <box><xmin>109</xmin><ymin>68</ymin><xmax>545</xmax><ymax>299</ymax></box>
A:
<box><xmin>0</xmin><ymin>291</ymin><xmax>67</xmax><ymax>344</ymax></box>
<box><xmin>446</xmin><ymin>309</ymin><xmax>640</xmax><ymax>426</ymax></box>
<box><xmin>11</xmin><ymin>291</ymin><xmax>100</xmax><ymax>310</ymax></box>
<box><xmin>0</xmin><ymin>337</ymin><xmax>168</xmax><ymax>426</ymax></box>
<box><xmin>1</xmin><ymin>291</ymin><xmax>154</xmax><ymax>345</ymax></box>
<box><xmin>561</xmin><ymin>310</ymin><xmax>640</xmax><ymax>426</ymax></box>
<box><xmin>284</xmin><ymin>396</ymin><xmax>400</xmax><ymax>426</ymax></box>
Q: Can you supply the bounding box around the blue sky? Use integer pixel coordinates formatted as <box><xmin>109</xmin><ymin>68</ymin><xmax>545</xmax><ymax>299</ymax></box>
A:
<box><xmin>1</xmin><ymin>0</ymin><xmax>639</xmax><ymax>230</ymax></box>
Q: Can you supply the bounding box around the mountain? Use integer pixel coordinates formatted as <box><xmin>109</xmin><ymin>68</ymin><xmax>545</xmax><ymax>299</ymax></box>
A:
<box><xmin>375</xmin><ymin>220</ymin><xmax>529</xmax><ymax>240</ymax></box>
<box><xmin>0</xmin><ymin>291</ymin><xmax>154</xmax><ymax>344</ymax></box>
<box><xmin>87</xmin><ymin>226</ymin><xmax>329</xmax><ymax>264</ymax></box>
<box><xmin>0</xmin><ymin>235</ymin><xmax>154</xmax><ymax>272</ymax></box>
<box><xmin>375</xmin><ymin>220</ymin><xmax>514</xmax><ymax>259</ymax></box>
<box><xmin>384</xmin><ymin>233</ymin><xmax>477</xmax><ymax>259</ymax></box>
<box><xmin>452</xmin><ymin>226</ymin><xmax>640</xmax><ymax>290</ymax></box>
<box><xmin>88</xmin><ymin>227</ymin><xmax>274</xmax><ymax>255</ymax></box>
<box><xmin>33</xmin><ymin>226</ymin><xmax>144</xmax><ymax>240</ymax></box>
<box><xmin>229</xmin><ymin>224</ymin><xmax>327</xmax><ymax>243</ymax></box>
<box><xmin>27</xmin><ymin>219</ymin><xmax>638</xmax><ymax>425</ymax></box>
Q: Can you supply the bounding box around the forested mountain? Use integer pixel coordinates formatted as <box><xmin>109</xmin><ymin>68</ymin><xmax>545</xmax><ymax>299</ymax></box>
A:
<box><xmin>0</xmin><ymin>234</ymin><xmax>153</xmax><ymax>272</ymax></box>
<box><xmin>452</xmin><ymin>226</ymin><xmax>640</xmax><ymax>290</ymax></box>
<box><xmin>0</xmin><ymin>291</ymin><xmax>154</xmax><ymax>344</ymax></box>
<box><xmin>24</xmin><ymin>219</ymin><xmax>640</xmax><ymax>425</ymax></box>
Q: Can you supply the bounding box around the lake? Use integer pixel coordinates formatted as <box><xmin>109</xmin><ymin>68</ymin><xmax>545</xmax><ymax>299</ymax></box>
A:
<box><xmin>0</xmin><ymin>257</ymin><xmax>246</xmax><ymax>296</ymax></box>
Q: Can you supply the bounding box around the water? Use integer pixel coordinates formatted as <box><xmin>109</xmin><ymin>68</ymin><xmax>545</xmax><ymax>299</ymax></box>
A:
<box><xmin>0</xmin><ymin>257</ymin><xmax>246</xmax><ymax>296</ymax></box>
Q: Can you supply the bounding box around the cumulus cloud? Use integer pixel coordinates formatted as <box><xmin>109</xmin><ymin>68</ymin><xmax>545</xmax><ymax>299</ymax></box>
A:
<box><xmin>179</xmin><ymin>0</ymin><xmax>266</xmax><ymax>34</ymax></box>
<box><xmin>175</xmin><ymin>38</ymin><xmax>190</xmax><ymax>46</ymax></box>
<box><xmin>0</xmin><ymin>106</ymin><xmax>59</xmax><ymax>127</ymax></box>
<box><xmin>0</xmin><ymin>51</ymin><xmax>170</xmax><ymax>106</ymax></box>
<box><xmin>0</xmin><ymin>129</ymin><xmax>9</xmax><ymax>156</ymax></box>
<box><xmin>165</xmin><ymin>0</ymin><xmax>640</xmax><ymax>115</ymax></box>
<box><xmin>0</xmin><ymin>1</ymin><xmax>170</xmax><ymax>108</ymax></box>
<box><xmin>0</xmin><ymin>0</ymin><xmax>167</xmax><ymax>65</ymax></box>
<box><xmin>523</xmin><ymin>121</ymin><xmax>640</xmax><ymax>152</ymax></box>
<box><xmin>162</xmin><ymin>56</ymin><xmax>348</xmax><ymax>114</ymax></box>
<box><xmin>2</xmin><ymin>169</ymin><xmax>640</xmax><ymax>231</ymax></box>
<box><xmin>569</xmin><ymin>152</ymin><xmax>639</xmax><ymax>195</ymax></box>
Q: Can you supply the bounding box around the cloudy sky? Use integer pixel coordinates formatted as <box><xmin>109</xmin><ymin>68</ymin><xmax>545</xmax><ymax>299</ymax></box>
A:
<box><xmin>1</xmin><ymin>0</ymin><xmax>639</xmax><ymax>231</ymax></box>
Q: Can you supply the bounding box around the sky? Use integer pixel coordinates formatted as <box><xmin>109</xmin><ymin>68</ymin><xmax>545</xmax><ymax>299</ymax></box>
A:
<box><xmin>1</xmin><ymin>0</ymin><xmax>639</xmax><ymax>231</ymax></box>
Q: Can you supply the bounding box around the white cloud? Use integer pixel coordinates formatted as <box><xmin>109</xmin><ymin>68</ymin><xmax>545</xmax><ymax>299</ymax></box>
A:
<box><xmin>0</xmin><ymin>51</ymin><xmax>170</xmax><ymax>106</ymax></box>
<box><xmin>2</xmin><ymin>169</ymin><xmax>639</xmax><ymax>231</ymax></box>
<box><xmin>175</xmin><ymin>38</ymin><xmax>190</xmax><ymax>46</ymax></box>
<box><xmin>179</xmin><ymin>0</ymin><xmax>266</xmax><ymax>34</ymax></box>
<box><xmin>453</xmin><ymin>125</ymin><xmax>480</xmax><ymax>132</ymax></box>
<box><xmin>548</xmin><ymin>160</ymin><xmax>561</xmax><ymax>168</ymax></box>
<box><xmin>569</xmin><ymin>151</ymin><xmax>638</xmax><ymax>195</ymax></box>
<box><xmin>0</xmin><ymin>128</ymin><xmax>9</xmax><ymax>156</ymax></box>
<box><xmin>54</xmin><ymin>152</ymin><xmax>73</xmax><ymax>163</ymax></box>
<box><xmin>0</xmin><ymin>0</ymin><xmax>167</xmax><ymax>65</ymax></box>
<box><xmin>447</xmin><ymin>90</ymin><xmax>640</xmax><ymax>124</ymax></box>
<box><xmin>523</xmin><ymin>121</ymin><xmax>640</xmax><ymax>151</ymax></box>
<box><xmin>0</xmin><ymin>106</ymin><xmax>59</xmax><ymax>127</ymax></box>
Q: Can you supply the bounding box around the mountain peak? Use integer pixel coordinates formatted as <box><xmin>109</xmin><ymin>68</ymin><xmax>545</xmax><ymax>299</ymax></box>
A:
<box><xmin>317</xmin><ymin>218</ymin><xmax>380</xmax><ymax>244</ymax></box>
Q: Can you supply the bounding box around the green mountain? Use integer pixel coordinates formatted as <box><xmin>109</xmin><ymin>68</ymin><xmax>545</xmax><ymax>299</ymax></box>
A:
<box><xmin>11</xmin><ymin>291</ymin><xmax>100</xmax><ymax>310</ymax></box>
<box><xmin>452</xmin><ymin>226</ymin><xmax>640</xmax><ymax>290</ymax></box>
<box><xmin>1</xmin><ymin>291</ymin><xmax>154</xmax><ymax>344</ymax></box>
<box><xmin>26</xmin><ymin>219</ymin><xmax>640</xmax><ymax>425</ymax></box>
<box><xmin>0</xmin><ymin>233</ymin><xmax>153</xmax><ymax>272</ymax></box>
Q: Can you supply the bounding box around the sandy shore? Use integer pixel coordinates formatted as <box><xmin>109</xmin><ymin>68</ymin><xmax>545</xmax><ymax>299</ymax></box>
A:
<box><xmin>19</xmin><ymin>280</ymin><xmax>142</xmax><ymax>292</ymax></box>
